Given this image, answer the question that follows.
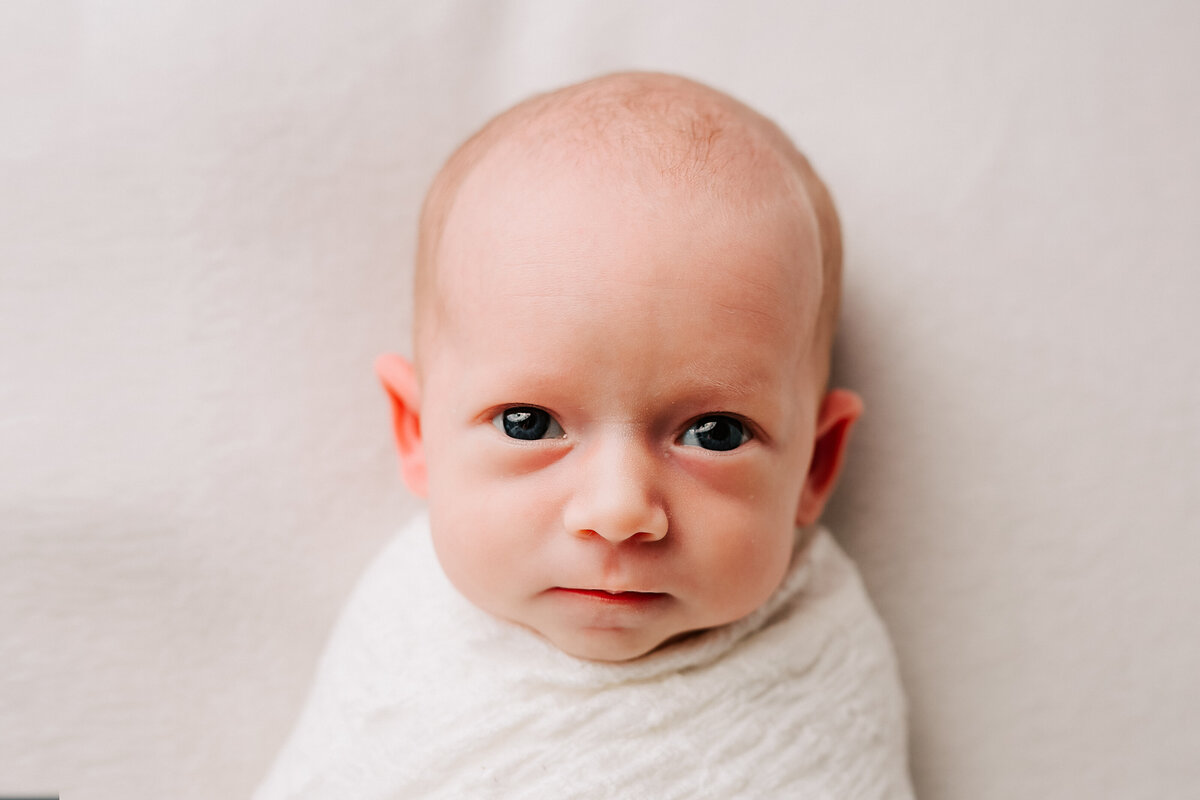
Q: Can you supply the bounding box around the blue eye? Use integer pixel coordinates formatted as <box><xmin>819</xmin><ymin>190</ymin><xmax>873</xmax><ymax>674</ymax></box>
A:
<box><xmin>493</xmin><ymin>407</ymin><xmax>566</xmax><ymax>440</ymax></box>
<box><xmin>680</xmin><ymin>415</ymin><xmax>751</xmax><ymax>451</ymax></box>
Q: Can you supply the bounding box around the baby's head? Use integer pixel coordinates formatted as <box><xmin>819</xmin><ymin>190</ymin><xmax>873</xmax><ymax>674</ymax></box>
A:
<box><xmin>378</xmin><ymin>72</ymin><xmax>862</xmax><ymax>662</ymax></box>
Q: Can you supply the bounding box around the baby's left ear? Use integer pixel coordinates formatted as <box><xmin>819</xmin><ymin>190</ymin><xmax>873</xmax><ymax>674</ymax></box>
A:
<box><xmin>795</xmin><ymin>389</ymin><xmax>864</xmax><ymax>527</ymax></box>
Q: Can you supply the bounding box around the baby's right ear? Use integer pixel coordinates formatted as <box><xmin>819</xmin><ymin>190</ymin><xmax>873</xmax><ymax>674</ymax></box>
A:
<box><xmin>374</xmin><ymin>353</ymin><xmax>428</xmax><ymax>497</ymax></box>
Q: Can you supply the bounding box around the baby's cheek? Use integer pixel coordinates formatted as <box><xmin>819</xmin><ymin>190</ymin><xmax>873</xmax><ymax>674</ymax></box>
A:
<box><xmin>433</xmin><ymin>469</ymin><xmax>560</xmax><ymax>576</ymax></box>
<box><xmin>670</xmin><ymin>480</ymin><xmax>796</xmax><ymax>617</ymax></box>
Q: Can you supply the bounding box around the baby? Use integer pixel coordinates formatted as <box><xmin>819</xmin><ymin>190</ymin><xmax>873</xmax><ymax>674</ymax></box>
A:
<box><xmin>256</xmin><ymin>72</ymin><xmax>912</xmax><ymax>798</ymax></box>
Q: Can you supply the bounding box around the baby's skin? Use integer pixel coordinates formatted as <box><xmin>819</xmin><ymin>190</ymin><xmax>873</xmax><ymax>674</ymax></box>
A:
<box><xmin>376</xmin><ymin>72</ymin><xmax>863</xmax><ymax>662</ymax></box>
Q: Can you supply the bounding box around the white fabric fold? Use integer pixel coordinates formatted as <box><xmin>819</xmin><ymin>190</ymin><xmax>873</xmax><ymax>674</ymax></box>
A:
<box><xmin>255</xmin><ymin>514</ymin><xmax>913</xmax><ymax>799</ymax></box>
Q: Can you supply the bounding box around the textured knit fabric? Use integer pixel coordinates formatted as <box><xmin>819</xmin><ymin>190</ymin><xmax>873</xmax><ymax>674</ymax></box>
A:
<box><xmin>255</xmin><ymin>514</ymin><xmax>913</xmax><ymax>799</ymax></box>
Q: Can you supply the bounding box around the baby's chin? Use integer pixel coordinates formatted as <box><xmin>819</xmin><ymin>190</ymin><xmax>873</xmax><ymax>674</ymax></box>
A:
<box><xmin>538</xmin><ymin>625</ymin><xmax>706</xmax><ymax>663</ymax></box>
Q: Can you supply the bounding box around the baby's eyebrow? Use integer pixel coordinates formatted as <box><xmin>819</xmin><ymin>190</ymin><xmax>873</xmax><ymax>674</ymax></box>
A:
<box><xmin>669</xmin><ymin>368</ymin><xmax>770</xmax><ymax>403</ymax></box>
<box><xmin>684</xmin><ymin>374</ymin><xmax>753</xmax><ymax>396</ymax></box>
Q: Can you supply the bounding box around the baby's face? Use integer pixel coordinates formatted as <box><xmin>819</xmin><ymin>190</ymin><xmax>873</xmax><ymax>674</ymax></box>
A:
<box><xmin>414</xmin><ymin>152</ymin><xmax>826</xmax><ymax>661</ymax></box>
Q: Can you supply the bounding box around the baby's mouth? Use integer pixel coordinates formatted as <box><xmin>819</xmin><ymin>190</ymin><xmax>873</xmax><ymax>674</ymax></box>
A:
<box><xmin>554</xmin><ymin>588</ymin><xmax>668</xmax><ymax>602</ymax></box>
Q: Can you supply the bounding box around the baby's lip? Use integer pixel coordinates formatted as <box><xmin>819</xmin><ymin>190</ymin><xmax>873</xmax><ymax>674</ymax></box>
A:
<box><xmin>552</xmin><ymin>587</ymin><xmax>668</xmax><ymax>601</ymax></box>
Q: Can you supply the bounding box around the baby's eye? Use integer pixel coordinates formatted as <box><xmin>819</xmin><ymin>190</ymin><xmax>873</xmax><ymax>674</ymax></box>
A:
<box><xmin>679</xmin><ymin>415</ymin><xmax>751</xmax><ymax>452</ymax></box>
<box><xmin>492</xmin><ymin>407</ymin><xmax>566</xmax><ymax>441</ymax></box>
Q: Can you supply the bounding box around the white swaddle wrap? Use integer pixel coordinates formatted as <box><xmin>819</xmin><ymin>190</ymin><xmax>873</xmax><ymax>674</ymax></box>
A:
<box><xmin>255</xmin><ymin>514</ymin><xmax>912</xmax><ymax>799</ymax></box>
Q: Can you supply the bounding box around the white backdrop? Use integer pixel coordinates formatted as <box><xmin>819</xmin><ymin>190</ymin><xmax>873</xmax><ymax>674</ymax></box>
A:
<box><xmin>3</xmin><ymin>1</ymin><xmax>1198</xmax><ymax>797</ymax></box>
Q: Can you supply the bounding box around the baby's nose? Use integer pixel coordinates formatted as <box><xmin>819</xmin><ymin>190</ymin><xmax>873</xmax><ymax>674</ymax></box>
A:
<box><xmin>562</xmin><ymin>437</ymin><xmax>668</xmax><ymax>544</ymax></box>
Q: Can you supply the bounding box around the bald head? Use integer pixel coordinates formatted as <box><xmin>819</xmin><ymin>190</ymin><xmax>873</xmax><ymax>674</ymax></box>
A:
<box><xmin>413</xmin><ymin>72</ymin><xmax>843</xmax><ymax>387</ymax></box>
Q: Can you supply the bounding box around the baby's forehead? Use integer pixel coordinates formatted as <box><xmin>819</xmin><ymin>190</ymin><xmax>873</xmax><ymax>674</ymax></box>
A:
<box><xmin>439</xmin><ymin>139</ymin><xmax>820</xmax><ymax>342</ymax></box>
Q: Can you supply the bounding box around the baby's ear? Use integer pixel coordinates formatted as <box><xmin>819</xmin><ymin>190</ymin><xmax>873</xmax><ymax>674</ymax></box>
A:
<box><xmin>375</xmin><ymin>353</ymin><xmax>428</xmax><ymax>497</ymax></box>
<box><xmin>795</xmin><ymin>389</ymin><xmax>864</xmax><ymax>527</ymax></box>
